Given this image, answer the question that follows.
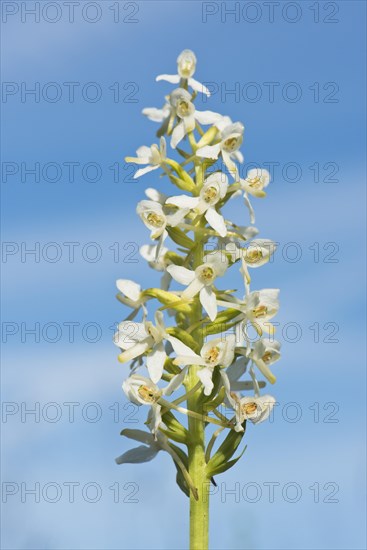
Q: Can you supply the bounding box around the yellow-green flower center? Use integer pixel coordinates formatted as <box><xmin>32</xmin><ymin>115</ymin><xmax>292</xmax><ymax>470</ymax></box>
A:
<box><xmin>205</xmin><ymin>346</ymin><xmax>220</xmax><ymax>364</ymax></box>
<box><xmin>177</xmin><ymin>100</ymin><xmax>190</xmax><ymax>117</ymax></box>
<box><xmin>252</xmin><ymin>305</ymin><xmax>268</xmax><ymax>318</ymax></box>
<box><xmin>199</xmin><ymin>266</ymin><xmax>215</xmax><ymax>283</ymax></box>
<box><xmin>243</xmin><ymin>402</ymin><xmax>257</xmax><ymax>415</ymax></box>
<box><xmin>245</xmin><ymin>249</ymin><xmax>263</xmax><ymax>264</ymax></box>
<box><xmin>138</xmin><ymin>385</ymin><xmax>158</xmax><ymax>403</ymax></box>
<box><xmin>202</xmin><ymin>186</ymin><xmax>218</xmax><ymax>203</ymax></box>
<box><xmin>179</xmin><ymin>60</ymin><xmax>195</xmax><ymax>78</ymax></box>
<box><xmin>146</xmin><ymin>212</ymin><xmax>165</xmax><ymax>228</ymax></box>
<box><xmin>262</xmin><ymin>351</ymin><xmax>272</xmax><ymax>363</ymax></box>
<box><xmin>223</xmin><ymin>137</ymin><xmax>239</xmax><ymax>152</ymax></box>
<box><xmin>247</xmin><ymin>176</ymin><xmax>262</xmax><ymax>189</ymax></box>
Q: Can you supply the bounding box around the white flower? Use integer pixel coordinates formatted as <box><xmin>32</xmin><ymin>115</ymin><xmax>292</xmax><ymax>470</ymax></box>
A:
<box><xmin>136</xmin><ymin>199</ymin><xmax>187</xmax><ymax>242</ymax></box>
<box><xmin>239</xmin><ymin>168</ymin><xmax>271</xmax><ymax>223</ymax></box>
<box><xmin>218</xmin><ymin>289</ymin><xmax>280</xmax><ymax>337</ymax></box>
<box><xmin>143</xmin><ymin>88</ymin><xmax>220</xmax><ymax>144</ymax></box>
<box><xmin>174</xmin><ymin>335</ymin><xmax>236</xmax><ymax>395</ymax></box>
<box><xmin>251</xmin><ymin>338</ymin><xmax>281</xmax><ymax>384</ymax></box>
<box><xmin>125</xmin><ymin>137</ymin><xmax>166</xmax><ymax>179</ymax></box>
<box><xmin>218</xmin><ymin>224</ymin><xmax>259</xmax><ymax>262</ymax></box>
<box><xmin>232</xmin><ymin>394</ymin><xmax>276</xmax><ymax>430</ymax></box>
<box><xmin>116</xmin><ymin>279</ymin><xmax>147</xmax><ymax>320</ymax></box>
<box><xmin>169</xmin><ymin>88</ymin><xmax>222</xmax><ymax>148</ymax></box>
<box><xmin>116</xmin><ymin>279</ymin><xmax>144</xmax><ymax>308</ymax></box>
<box><xmin>240</xmin><ymin>168</ymin><xmax>271</xmax><ymax>198</ymax></box>
<box><xmin>166</xmin><ymin>172</ymin><xmax>229</xmax><ymax>237</ymax></box>
<box><xmin>114</xmin><ymin>311</ymin><xmax>193</xmax><ymax>383</ymax></box>
<box><xmin>196</xmin><ymin>121</ymin><xmax>244</xmax><ymax>179</ymax></box>
<box><xmin>167</xmin><ymin>250</ymin><xmax>228</xmax><ymax>321</ymax></box>
<box><xmin>245</xmin><ymin>289</ymin><xmax>280</xmax><ymax>336</ymax></box>
<box><xmin>241</xmin><ymin>239</ymin><xmax>277</xmax><ymax>268</ymax></box>
<box><xmin>239</xmin><ymin>239</ymin><xmax>277</xmax><ymax>291</ymax></box>
<box><xmin>156</xmin><ymin>49</ymin><xmax>211</xmax><ymax>96</ymax></box>
<box><xmin>122</xmin><ymin>370</ymin><xmax>187</xmax><ymax>434</ymax></box>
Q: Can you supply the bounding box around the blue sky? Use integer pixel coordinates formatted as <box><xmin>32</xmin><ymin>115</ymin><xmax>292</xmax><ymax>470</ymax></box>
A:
<box><xmin>1</xmin><ymin>1</ymin><xmax>366</xmax><ymax>549</ymax></box>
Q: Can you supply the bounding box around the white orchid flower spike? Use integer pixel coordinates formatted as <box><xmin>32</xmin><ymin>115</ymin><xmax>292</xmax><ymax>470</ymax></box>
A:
<box><xmin>156</xmin><ymin>49</ymin><xmax>211</xmax><ymax>97</ymax></box>
<box><xmin>125</xmin><ymin>137</ymin><xmax>166</xmax><ymax>179</ymax></box>
<box><xmin>166</xmin><ymin>172</ymin><xmax>229</xmax><ymax>237</ymax></box>
<box><xmin>167</xmin><ymin>250</ymin><xmax>228</xmax><ymax>321</ymax></box>
<box><xmin>114</xmin><ymin>311</ymin><xmax>194</xmax><ymax>383</ymax></box>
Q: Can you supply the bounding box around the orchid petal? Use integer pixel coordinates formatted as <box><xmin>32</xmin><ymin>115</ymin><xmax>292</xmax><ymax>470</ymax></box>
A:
<box><xmin>167</xmin><ymin>265</ymin><xmax>195</xmax><ymax>285</ymax></box>
<box><xmin>134</xmin><ymin>165</ymin><xmax>159</xmax><ymax>179</ymax></box>
<box><xmin>199</xmin><ymin>286</ymin><xmax>217</xmax><ymax>321</ymax></box>
<box><xmin>115</xmin><ymin>445</ymin><xmax>160</xmax><ymax>464</ymax></box>
<box><xmin>147</xmin><ymin>343</ymin><xmax>166</xmax><ymax>383</ymax></box>
<box><xmin>205</xmin><ymin>208</ymin><xmax>227</xmax><ymax>237</ymax></box>
<box><xmin>116</xmin><ymin>279</ymin><xmax>141</xmax><ymax>302</ymax></box>
<box><xmin>197</xmin><ymin>367</ymin><xmax>214</xmax><ymax>396</ymax></box>
<box><xmin>166</xmin><ymin>195</ymin><xmax>200</xmax><ymax>209</ymax></box>
<box><xmin>156</xmin><ymin>74</ymin><xmax>180</xmax><ymax>84</ymax></box>
<box><xmin>188</xmin><ymin>77</ymin><xmax>211</xmax><ymax>96</ymax></box>
<box><xmin>196</xmin><ymin>143</ymin><xmax>221</xmax><ymax>160</ymax></box>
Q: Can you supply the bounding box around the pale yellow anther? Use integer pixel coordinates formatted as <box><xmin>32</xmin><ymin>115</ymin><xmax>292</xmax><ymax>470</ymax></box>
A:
<box><xmin>205</xmin><ymin>346</ymin><xmax>220</xmax><ymax>364</ymax></box>
<box><xmin>245</xmin><ymin>249</ymin><xmax>263</xmax><ymax>264</ymax></box>
<box><xmin>252</xmin><ymin>305</ymin><xmax>268</xmax><ymax>319</ymax></box>
<box><xmin>243</xmin><ymin>402</ymin><xmax>258</xmax><ymax>415</ymax></box>
<box><xmin>200</xmin><ymin>266</ymin><xmax>215</xmax><ymax>282</ymax></box>
<box><xmin>223</xmin><ymin>137</ymin><xmax>239</xmax><ymax>152</ymax></box>
<box><xmin>146</xmin><ymin>212</ymin><xmax>165</xmax><ymax>228</ymax></box>
<box><xmin>203</xmin><ymin>186</ymin><xmax>218</xmax><ymax>203</ymax></box>
<box><xmin>262</xmin><ymin>351</ymin><xmax>272</xmax><ymax>363</ymax></box>
<box><xmin>138</xmin><ymin>385</ymin><xmax>158</xmax><ymax>403</ymax></box>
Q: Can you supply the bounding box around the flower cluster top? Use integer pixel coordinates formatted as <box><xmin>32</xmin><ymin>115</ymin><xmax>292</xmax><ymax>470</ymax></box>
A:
<box><xmin>114</xmin><ymin>50</ymin><xmax>280</xmax><ymax>479</ymax></box>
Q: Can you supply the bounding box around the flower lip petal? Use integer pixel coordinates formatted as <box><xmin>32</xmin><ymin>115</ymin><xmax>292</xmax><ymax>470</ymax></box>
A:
<box><xmin>166</xmin><ymin>265</ymin><xmax>195</xmax><ymax>285</ymax></box>
<box><xmin>205</xmin><ymin>207</ymin><xmax>227</xmax><ymax>237</ymax></box>
<box><xmin>200</xmin><ymin>286</ymin><xmax>217</xmax><ymax>321</ymax></box>
<box><xmin>197</xmin><ymin>366</ymin><xmax>215</xmax><ymax>396</ymax></box>
<box><xmin>147</xmin><ymin>343</ymin><xmax>166</xmax><ymax>383</ymax></box>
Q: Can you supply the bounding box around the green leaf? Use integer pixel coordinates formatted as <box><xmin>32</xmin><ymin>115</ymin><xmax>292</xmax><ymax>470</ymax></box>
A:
<box><xmin>165</xmin><ymin>251</ymin><xmax>184</xmax><ymax>265</ymax></box>
<box><xmin>175</xmin><ymin>468</ymin><xmax>190</xmax><ymax>498</ymax></box>
<box><xmin>207</xmin><ymin>446</ymin><xmax>247</xmax><ymax>477</ymax></box>
<box><xmin>202</xmin><ymin>385</ymin><xmax>226</xmax><ymax>413</ymax></box>
<box><xmin>168</xmin><ymin>442</ymin><xmax>190</xmax><ymax>498</ymax></box>
<box><xmin>161</xmin><ymin>411</ymin><xmax>188</xmax><ymax>444</ymax></box>
<box><xmin>167</xmin><ymin>227</ymin><xmax>195</xmax><ymax>249</ymax></box>
<box><xmin>206</xmin><ymin>425</ymin><xmax>246</xmax><ymax>477</ymax></box>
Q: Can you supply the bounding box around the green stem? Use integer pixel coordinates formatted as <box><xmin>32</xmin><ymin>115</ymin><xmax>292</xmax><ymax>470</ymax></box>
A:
<box><xmin>187</xmin><ymin>227</ymin><xmax>209</xmax><ymax>550</ymax></box>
